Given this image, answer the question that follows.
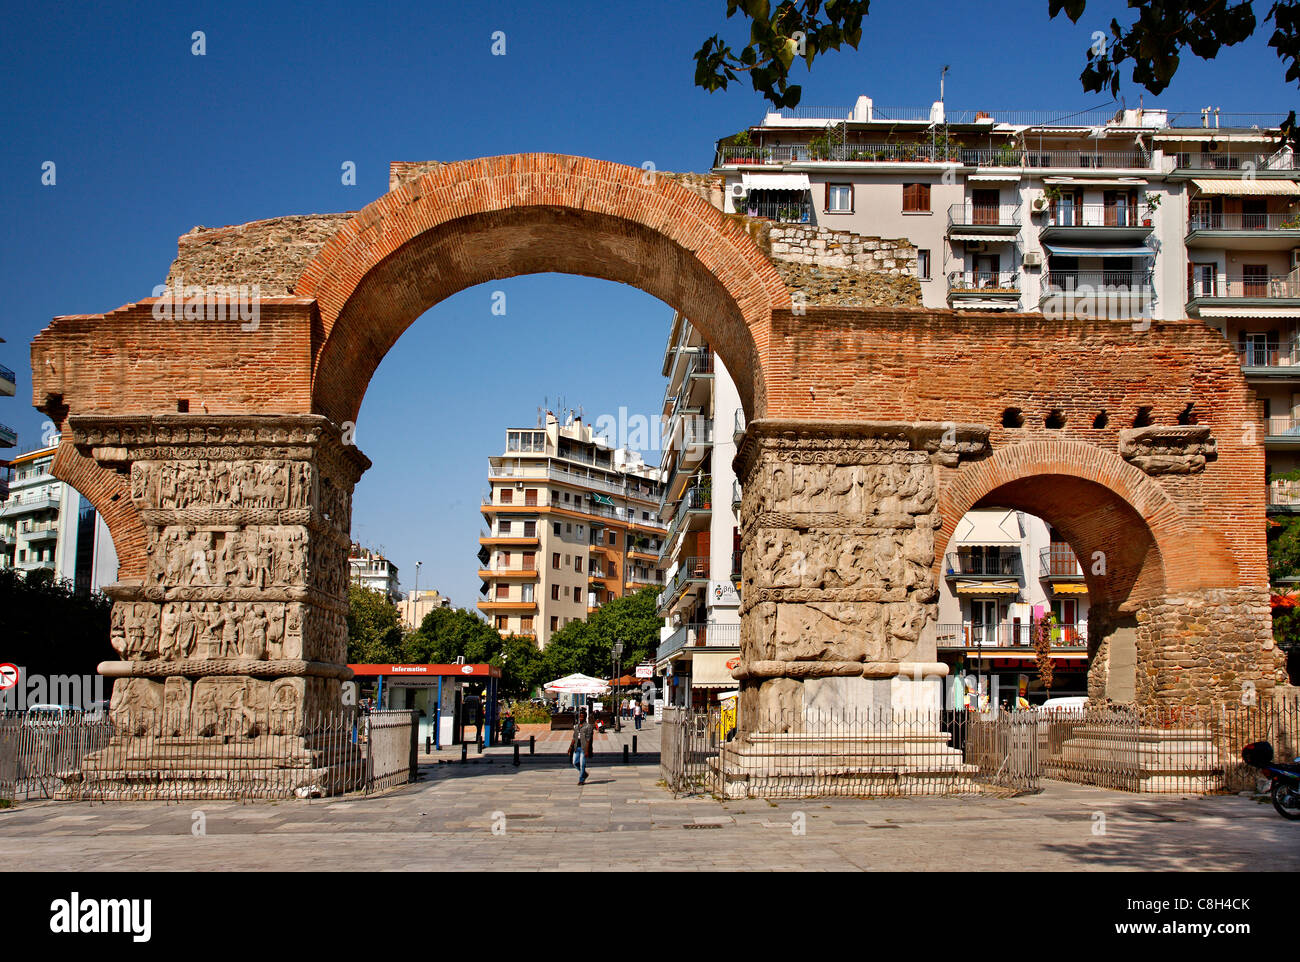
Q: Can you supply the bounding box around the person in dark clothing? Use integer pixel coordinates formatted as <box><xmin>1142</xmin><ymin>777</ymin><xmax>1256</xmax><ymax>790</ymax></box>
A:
<box><xmin>567</xmin><ymin>709</ymin><xmax>594</xmax><ymax>785</ymax></box>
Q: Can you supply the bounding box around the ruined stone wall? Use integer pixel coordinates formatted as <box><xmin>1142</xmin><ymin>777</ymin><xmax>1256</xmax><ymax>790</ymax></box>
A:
<box><xmin>166</xmin><ymin>215</ymin><xmax>355</xmax><ymax>294</ymax></box>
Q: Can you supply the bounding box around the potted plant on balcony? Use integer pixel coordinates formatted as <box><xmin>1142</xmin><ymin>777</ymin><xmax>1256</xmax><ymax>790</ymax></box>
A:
<box><xmin>1142</xmin><ymin>193</ymin><xmax>1161</xmax><ymax>227</ymax></box>
<box><xmin>727</xmin><ymin>130</ymin><xmax>756</xmax><ymax>165</ymax></box>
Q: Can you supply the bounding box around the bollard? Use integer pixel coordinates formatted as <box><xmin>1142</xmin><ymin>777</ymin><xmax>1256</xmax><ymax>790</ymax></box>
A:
<box><xmin>623</xmin><ymin>744</ymin><xmax>629</xmax><ymax>764</ymax></box>
<box><xmin>632</xmin><ymin>735</ymin><xmax>637</xmax><ymax>756</ymax></box>
<box><xmin>513</xmin><ymin>745</ymin><xmax>520</xmax><ymax>767</ymax></box>
<box><xmin>426</xmin><ymin>735</ymin><xmax>431</xmax><ymax>755</ymax></box>
<box><xmin>529</xmin><ymin>734</ymin><xmax>535</xmax><ymax>755</ymax></box>
<box><xmin>478</xmin><ymin>735</ymin><xmax>485</xmax><ymax>754</ymax></box>
<box><xmin>461</xmin><ymin>743</ymin><xmax>468</xmax><ymax>763</ymax></box>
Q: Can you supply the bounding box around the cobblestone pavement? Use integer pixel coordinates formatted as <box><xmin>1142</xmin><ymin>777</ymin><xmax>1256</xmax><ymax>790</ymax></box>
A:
<box><xmin>1</xmin><ymin>721</ymin><xmax>1294</xmax><ymax>871</ymax></box>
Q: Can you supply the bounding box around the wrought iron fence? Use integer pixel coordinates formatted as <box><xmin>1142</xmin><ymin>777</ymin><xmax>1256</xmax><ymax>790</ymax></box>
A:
<box><xmin>0</xmin><ymin>709</ymin><xmax>418</xmax><ymax>803</ymax></box>
<box><xmin>660</xmin><ymin>700</ymin><xmax>1299</xmax><ymax>798</ymax></box>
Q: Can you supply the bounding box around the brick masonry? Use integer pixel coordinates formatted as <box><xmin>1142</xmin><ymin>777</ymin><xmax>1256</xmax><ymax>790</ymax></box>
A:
<box><xmin>28</xmin><ymin>153</ymin><xmax>1292</xmax><ymax>709</ymax></box>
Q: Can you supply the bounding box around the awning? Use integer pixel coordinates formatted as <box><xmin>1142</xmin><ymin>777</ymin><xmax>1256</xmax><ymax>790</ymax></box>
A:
<box><xmin>590</xmin><ymin>493</ymin><xmax>615</xmax><ymax>506</ymax></box>
<box><xmin>953</xmin><ymin>510</ymin><xmax>1021</xmax><ymax>546</ymax></box>
<box><xmin>741</xmin><ymin>172</ymin><xmax>811</xmax><ymax>191</ymax></box>
<box><xmin>1042</xmin><ymin>176</ymin><xmax>1147</xmax><ymax>186</ymax></box>
<box><xmin>967</xmin><ymin>172</ymin><xmax>1021</xmax><ymax>182</ymax></box>
<box><xmin>691</xmin><ymin>651</ymin><xmax>740</xmax><ymax>687</ymax></box>
<box><xmin>950</xmin><ymin>232</ymin><xmax>1017</xmax><ymax>243</ymax></box>
<box><xmin>1190</xmin><ymin>178</ymin><xmax>1300</xmax><ymax>197</ymax></box>
<box><xmin>956</xmin><ymin>581</ymin><xmax>1020</xmax><ymax>595</ymax></box>
<box><xmin>1156</xmin><ymin>132</ymin><xmax>1278</xmax><ymax>143</ymax></box>
<box><xmin>1053</xmin><ymin>583</ymin><xmax>1090</xmax><ymax>595</ymax></box>
<box><xmin>1042</xmin><ymin>243</ymin><xmax>1156</xmax><ymax>258</ymax></box>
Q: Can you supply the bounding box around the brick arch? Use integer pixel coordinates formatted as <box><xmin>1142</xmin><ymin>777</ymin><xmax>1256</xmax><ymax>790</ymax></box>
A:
<box><xmin>937</xmin><ymin>440</ymin><xmax>1239</xmax><ymax>611</ymax></box>
<box><xmin>295</xmin><ymin>154</ymin><xmax>790</xmax><ymax>425</ymax></box>
<box><xmin>50</xmin><ymin>441</ymin><xmax>143</xmax><ymax>580</ymax></box>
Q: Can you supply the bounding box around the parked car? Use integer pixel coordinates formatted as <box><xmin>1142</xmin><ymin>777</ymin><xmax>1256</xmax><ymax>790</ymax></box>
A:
<box><xmin>1039</xmin><ymin>696</ymin><xmax>1088</xmax><ymax>712</ymax></box>
<box><xmin>22</xmin><ymin>704</ymin><xmax>83</xmax><ymax>728</ymax></box>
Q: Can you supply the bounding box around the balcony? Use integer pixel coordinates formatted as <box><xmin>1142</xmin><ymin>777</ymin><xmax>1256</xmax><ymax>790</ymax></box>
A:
<box><xmin>731</xmin><ymin>549</ymin><xmax>743</xmax><ymax>582</ymax></box>
<box><xmin>946</xmin><ymin>271</ymin><xmax>1020</xmax><ymax>309</ymax></box>
<box><xmin>1268</xmin><ymin>480</ymin><xmax>1300</xmax><ymax>512</ymax></box>
<box><xmin>1172</xmin><ymin>149</ymin><xmax>1295</xmax><ymax>172</ymax></box>
<box><xmin>477</xmin><ymin>566</ymin><xmax>539</xmax><ymax>580</ymax></box>
<box><xmin>1264</xmin><ymin>417</ymin><xmax>1300</xmax><ymax>442</ymax></box>
<box><xmin>1188</xmin><ymin>274</ymin><xmax>1300</xmax><ymax>310</ymax></box>
<box><xmin>478</xmin><ymin>534</ymin><xmax>540</xmax><ymax>547</ymax></box>
<box><xmin>944</xmin><ymin>550</ymin><xmax>1022</xmax><ymax>579</ymax></box>
<box><xmin>947</xmin><ymin>203</ymin><xmax>1022</xmax><ymax>239</ymax></box>
<box><xmin>0</xmin><ymin>423</ymin><xmax>16</xmax><ymax>448</ymax></box>
<box><xmin>0</xmin><ymin>363</ymin><xmax>14</xmax><ymax>398</ymax></box>
<box><xmin>935</xmin><ymin>622</ymin><xmax>1088</xmax><ymax>650</ymax></box>
<box><xmin>1039</xmin><ymin>544</ymin><xmax>1083</xmax><ymax>580</ymax></box>
<box><xmin>1040</xmin><ymin>270</ymin><xmax>1155</xmax><ymax>318</ymax></box>
<box><xmin>1235</xmin><ymin>340</ymin><xmax>1300</xmax><ymax>378</ymax></box>
<box><xmin>19</xmin><ymin>522</ymin><xmax>59</xmax><ymax>542</ymax></box>
<box><xmin>738</xmin><ymin>196</ymin><xmax>812</xmax><ymax>223</ymax></box>
<box><xmin>476</xmin><ymin>599</ymin><xmax>538</xmax><ymax>613</ymax></box>
<box><xmin>0</xmin><ymin>496</ymin><xmax>60</xmax><ymax>517</ymax></box>
<box><xmin>715</xmin><ymin>143</ymin><xmax>1151</xmax><ymax>170</ymax></box>
<box><xmin>656</xmin><ymin>622</ymin><xmax>742</xmax><ymax>662</ymax></box>
<box><xmin>656</xmin><ymin>556</ymin><xmax>710</xmax><ymax>615</ymax></box>
<box><xmin>1039</xmin><ymin>204</ymin><xmax>1154</xmax><ymax>243</ymax></box>
<box><xmin>661</xmin><ymin>482</ymin><xmax>713</xmax><ymax>549</ymax></box>
<box><xmin>1186</xmin><ymin>211</ymin><xmax>1300</xmax><ymax>249</ymax></box>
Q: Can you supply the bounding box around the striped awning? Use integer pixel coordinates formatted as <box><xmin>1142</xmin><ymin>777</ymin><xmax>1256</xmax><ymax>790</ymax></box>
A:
<box><xmin>741</xmin><ymin>172</ymin><xmax>811</xmax><ymax>191</ymax></box>
<box><xmin>1042</xmin><ymin>243</ymin><xmax>1156</xmax><ymax>258</ymax></box>
<box><xmin>1053</xmin><ymin>583</ymin><xmax>1090</xmax><ymax>595</ymax></box>
<box><xmin>1190</xmin><ymin>178</ymin><xmax>1300</xmax><ymax>196</ymax></box>
<box><xmin>956</xmin><ymin>581</ymin><xmax>1019</xmax><ymax>595</ymax></box>
<box><xmin>951</xmin><ymin>232</ymin><xmax>1017</xmax><ymax>243</ymax></box>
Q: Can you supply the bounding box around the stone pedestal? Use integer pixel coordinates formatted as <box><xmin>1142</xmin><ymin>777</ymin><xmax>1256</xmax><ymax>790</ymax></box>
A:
<box><xmin>1049</xmin><ymin>724</ymin><xmax>1222</xmax><ymax>793</ymax></box>
<box><xmin>68</xmin><ymin>415</ymin><xmax>368</xmax><ymax>799</ymax></box>
<box><xmin>727</xmin><ymin>420</ymin><xmax>988</xmax><ymax>795</ymax></box>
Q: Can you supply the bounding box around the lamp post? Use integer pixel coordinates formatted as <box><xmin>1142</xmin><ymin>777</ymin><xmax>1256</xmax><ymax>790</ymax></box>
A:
<box><xmin>613</xmin><ymin>641</ymin><xmax>624</xmax><ymax>732</ymax></box>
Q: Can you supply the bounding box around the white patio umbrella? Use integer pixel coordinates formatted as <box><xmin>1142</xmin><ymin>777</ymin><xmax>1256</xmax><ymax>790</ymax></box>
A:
<box><xmin>543</xmin><ymin>673</ymin><xmax>611</xmax><ymax>695</ymax></box>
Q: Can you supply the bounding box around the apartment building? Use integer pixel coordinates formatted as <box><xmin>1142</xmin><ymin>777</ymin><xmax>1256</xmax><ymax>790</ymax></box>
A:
<box><xmin>348</xmin><ymin>544</ymin><xmax>401</xmax><ymax>601</ymax></box>
<box><xmin>654</xmin><ymin>314</ymin><xmax>744</xmax><ymax>707</ymax></box>
<box><xmin>0</xmin><ymin>441</ymin><xmax>117</xmax><ymax>594</ymax></box>
<box><xmin>478</xmin><ymin>411</ymin><xmax>666</xmax><ymax>647</ymax></box>
<box><xmin>936</xmin><ymin>509</ymin><xmax>1091</xmax><ymax>708</ymax></box>
<box><xmin>398</xmin><ymin>588</ymin><xmax>452</xmax><ymax>631</ymax></box>
<box><xmin>0</xmin><ymin>336</ymin><xmax>15</xmax><ymax>451</ymax></box>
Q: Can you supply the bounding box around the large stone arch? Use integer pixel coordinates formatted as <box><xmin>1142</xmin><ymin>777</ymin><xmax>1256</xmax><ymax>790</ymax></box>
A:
<box><xmin>295</xmin><ymin>154</ymin><xmax>790</xmax><ymax>424</ymax></box>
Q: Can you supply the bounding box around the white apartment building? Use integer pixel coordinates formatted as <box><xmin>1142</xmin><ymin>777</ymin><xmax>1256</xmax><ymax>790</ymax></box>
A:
<box><xmin>478</xmin><ymin>411</ymin><xmax>666</xmax><ymax>647</ymax></box>
<box><xmin>0</xmin><ymin>441</ymin><xmax>117</xmax><ymax>593</ymax></box>
<box><xmin>348</xmin><ymin>544</ymin><xmax>401</xmax><ymax>601</ymax></box>
<box><xmin>936</xmin><ymin>509</ymin><xmax>1091</xmax><ymax>708</ymax></box>
<box><xmin>654</xmin><ymin>314</ymin><xmax>744</xmax><ymax>708</ymax></box>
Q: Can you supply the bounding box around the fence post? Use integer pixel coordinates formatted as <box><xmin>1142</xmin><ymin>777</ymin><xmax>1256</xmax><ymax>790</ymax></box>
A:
<box><xmin>529</xmin><ymin>734</ymin><xmax>535</xmax><ymax>755</ymax></box>
<box><xmin>461</xmin><ymin>742</ymin><xmax>467</xmax><ymax>763</ymax></box>
<box><xmin>409</xmin><ymin>709</ymin><xmax>420</xmax><ymax>782</ymax></box>
<box><xmin>513</xmin><ymin>745</ymin><xmax>520</xmax><ymax>767</ymax></box>
<box><xmin>623</xmin><ymin>744</ymin><xmax>629</xmax><ymax>764</ymax></box>
<box><xmin>632</xmin><ymin>735</ymin><xmax>637</xmax><ymax>755</ymax></box>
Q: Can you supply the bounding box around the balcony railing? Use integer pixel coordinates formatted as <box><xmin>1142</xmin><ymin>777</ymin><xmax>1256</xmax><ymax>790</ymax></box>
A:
<box><xmin>716</xmin><ymin>144</ymin><xmax>1151</xmax><ymax>169</ymax></box>
<box><xmin>1189</xmin><ymin>275</ymin><xmax>1300</xmax><ymax>300</ymax></box>
<box><xmin>1042</xmin><ymin>270</ymin><xmax>1154</xmax><ymax>292</ymax></box>
<box><xmin>947</xmin><ymin>271</ymin><xmax>1020</xmax><ymax>293</ymax></box>
<box><xmin>1268</xmin><ymin>480</ymin><xmax>1300</xmax><ymax>507</ymax></box>
<box><xmin>1236</xmin><ymin>340</ymin><xmax>1300</xmax><ymax>368</ymax></box>
<box><xmin>1173</xmin><ymin>149</ymin><xmax>1295</xmax><ymax>171</ymax></box>
<box><xmin>947</xmin><ymin>203</ymin><xmax>1022</xmax><ymax>228</ymax></box>
<box><xmin>656</xmin><ymin>556</ymin><xmax>711</xmax><ymax>613</ymax></box>
<box><xmin>662</xmin><ymin>483</ymin><xmax>713</xmax><ymax>547</ymax></box>
<box><xmin>732</xmin><ymin>549</ymin><xmax>743</xmax><ymax>581</ymax></box>
<box><xmin>0</xmin><ymin>363</ymin><xmax>14</xmax><ymax>383</ymax></box>
<box><xmin>944</xmin><ymin>550</ymin><xmax>1022</xmax><ymax>578</ymax></box>
<box><xmin>739</xmin><ymin>197</ymin><xmax>811</xmax><ymax>223</ymax></box>
<box><xmin>1265</xmin><ymin>417</ymin><xmax>1300</xmax><ymax>438</ymax></box>
<box><xmin>1044</xmin><ymin>204</ymin><xmax>1150</xmax><ymax>229</ymax></box>
<box><xmin>1039</xmin><ymin>545</ymin><xmax>1083</xmax><ymax>578</ymax></box>
<box><xmin>1189</xmin><ymin>212</ymin><xmax>1300</xmax><ymax>232</ymax></box>
<box><xmin>935</xmin><ymin>622</ymin><xmax>1088</xmax><ymax>649</ymax></box>
<box><xmin>656</xmin><ymin>621</ymin><xmax>742</xmax><ymax>661</ymax></box>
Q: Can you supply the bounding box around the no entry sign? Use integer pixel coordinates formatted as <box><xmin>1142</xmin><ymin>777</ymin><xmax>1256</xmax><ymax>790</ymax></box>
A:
<box><xmin>0</xmin><ymin>664</ymin><xmax>19</xmax><ymax>691</ymax></box>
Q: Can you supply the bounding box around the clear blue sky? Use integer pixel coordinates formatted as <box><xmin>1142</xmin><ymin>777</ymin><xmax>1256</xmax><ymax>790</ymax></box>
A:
<box><xmin>1</xmin><ymin>0</ymin><xmax>1295</xmax><ymax>607</ymax></box>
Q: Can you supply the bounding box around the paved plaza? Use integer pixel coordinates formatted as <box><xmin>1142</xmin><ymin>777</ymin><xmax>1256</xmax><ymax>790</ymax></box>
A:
<box><xmin>0</xmin><ymin>721</ymin><xmax>1294</xmax><ymax>872</ymax></box>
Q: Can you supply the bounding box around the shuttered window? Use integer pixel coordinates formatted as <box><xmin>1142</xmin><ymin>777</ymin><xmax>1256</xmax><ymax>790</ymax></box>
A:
<box><xmin>902</xmin><ymin>183</ymin><xmax>931</xmax><ymax>213</ymax></box>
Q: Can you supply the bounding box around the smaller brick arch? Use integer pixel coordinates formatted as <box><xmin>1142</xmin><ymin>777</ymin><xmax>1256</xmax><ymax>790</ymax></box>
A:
<box><xmin>295</xmin><ymin>154</ymin><xmax>792</xmax><ymax>426</ymax></box>
<box><xmin>937</xmin><ymin>440</ymin><xmax>1240</xmax><ymax>612</ymax></box>
<box><xmin>51</xmin><ymin>441</ymin><xmax>143</xmax><ymax>580</ymax></box>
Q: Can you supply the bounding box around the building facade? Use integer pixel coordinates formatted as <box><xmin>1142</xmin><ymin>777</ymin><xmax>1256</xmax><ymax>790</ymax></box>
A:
<box><xmin>654</xmin><ymin>314</ymin><xmax>745</xmax><ymax>707</ymax></box>
<box><xmin>478</xmin><ymin>411</ymin><xmax>666</xmax><ymax>647</ymax></box>
<box><xmin>348</xmin><ymin>544</ymin><xmax>401</xmax><ymax>600</ymax></box>
<box><xmin>0</xmin><ymin>442</ymin><xmax>117</xmax><ymax>593</ymax></box>
<box><xmin>397</xmin><ymin>588</ymin><xmax>452</xmax><ymax>631</ymax></box>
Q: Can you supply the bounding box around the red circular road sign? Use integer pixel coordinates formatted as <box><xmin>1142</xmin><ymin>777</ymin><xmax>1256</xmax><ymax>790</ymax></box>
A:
<box><xmin>0</xmin><ymin>664</ymin><xmax>19</xmax><ymax>691</ymax></box>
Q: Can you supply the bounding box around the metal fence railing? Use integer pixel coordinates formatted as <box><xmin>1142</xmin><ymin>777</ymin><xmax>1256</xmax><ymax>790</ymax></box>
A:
<box><xmin>660</xmin><ymin>699</ymin><xmax>1299</xmax><ymax>799</ymax></box>
<box><xmin>0</xmin><ymin>709</ymin><xmax>418</xmax><ymax>803</ymax></box>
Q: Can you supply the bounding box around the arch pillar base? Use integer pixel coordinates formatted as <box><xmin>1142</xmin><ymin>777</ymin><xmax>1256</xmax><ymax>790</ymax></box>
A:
<box><xmin>62</xmin><ymin>414</ymin><xmax>367</xmax><ymax>799</ymax></box>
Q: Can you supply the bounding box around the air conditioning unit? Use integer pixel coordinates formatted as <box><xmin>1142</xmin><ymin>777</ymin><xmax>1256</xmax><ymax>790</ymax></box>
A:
<box><xmin>515</xmin><ymin>481</ymin><xmax>524</xmax><ymax>490</ymax></box>
<box><xmin>1023</xmin><ymin>251</ymin><xmax>1043</xmax><ymax>268</ymax></box>
<box><xmin>1030</xmin><ymin>196</ymin><xmax>1050</xmax><ymax>213</ymax></box>
<box><xmin>729</xmin><ymin>182</ymin><xmax>748</xmax><ymax>199</ymax></box>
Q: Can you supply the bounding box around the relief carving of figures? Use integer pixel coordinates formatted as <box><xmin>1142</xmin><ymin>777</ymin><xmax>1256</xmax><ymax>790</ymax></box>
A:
<box><xmin>133</xmin><ymin>460</ymin><xmax>296</xmax><ymax>510</ymax></box>
<box><xmin>162</xmin><ymin>677</ymin><xmax>192</xmax><ymax>735</ymax></box>
<box><xmin>110</xmin><ymin>602</ymin><xmax>159</xmax><ymax>659</ymax></box>
<box><xmin>192</xmin><ymin>677</ymin><xmax>269</xmax><ymax>737</ymax></box>
<box><xmin>269</xmin><ymin>679</ymin><xmax>301</xmax><ymax>735</ymax></box>
<box><xmin>147</xmin><ymin>525</ymin><xmax>309</xmax><ymax>590</ymax></box>
<box><xmin>110</xmin><ymin>677</ymin><xmax>163</xmax><ymax>734</ymax></box>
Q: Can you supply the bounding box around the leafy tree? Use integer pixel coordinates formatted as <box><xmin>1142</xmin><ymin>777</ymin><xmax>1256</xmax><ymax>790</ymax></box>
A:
<box><xmin>539</xmin><ymin>588</ymin><xmax>661</xmax><ymax>682</ymax></box>
<box><xmin>0</xmin><ymin>567</ymin><xmax>112</xmax><ymax>680</ymax></box>
<box><xmin>400</xmin><ymin>606</ymin><xmax>542</xmax><ymax>698</ymax></box>
<box><xmin>345</xmin><ymin>583</ymin><xmax>404</xmax><ymax>664</ymax></box>
<box><xmin>1266</xmin><ymin>474</ymin><xmax>1300</xmax><ymax>665</ymax></box>
<box><xmin>695</xmin><ymin>1</ymin><xmax>1300</xmax><ymax>107</ymax></box>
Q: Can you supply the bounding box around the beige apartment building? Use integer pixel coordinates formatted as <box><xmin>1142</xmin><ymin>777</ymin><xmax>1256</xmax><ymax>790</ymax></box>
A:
<box><xmin>713</xmin><ymin>96</ymin><xmax>1300</xmax><ymax>653</ymax></box>
<box><xmin>478</xmin><ymin>411</ymin><xmax>666</xmax><ymax>647</ymax></box>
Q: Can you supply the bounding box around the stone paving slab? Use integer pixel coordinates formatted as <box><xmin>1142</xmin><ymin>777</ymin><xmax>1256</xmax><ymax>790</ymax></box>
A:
<box><xmin>0</xmin><ymin>744</ymin><xmax>1295</xmax><ymax>871</ymax></box>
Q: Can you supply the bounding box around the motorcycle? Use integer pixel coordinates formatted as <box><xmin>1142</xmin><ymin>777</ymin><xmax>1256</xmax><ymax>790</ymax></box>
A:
<box><xmin>1242</xmin><ymin>741</ymin><xmax>1300</xmax><ymax>821</ymax></box>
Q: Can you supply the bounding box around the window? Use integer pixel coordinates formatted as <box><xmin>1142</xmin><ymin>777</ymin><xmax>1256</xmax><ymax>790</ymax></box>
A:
<box><xmin>522</xmin><ymin>551</ymin><xmax>535</xmax><ymax>569</ymax></box>
<box><xmin>574</xmin><ymin>586</ymin><xmax>582</xmax><ymax>603</ymax></box>
<box><xmin>521</xmin><ymin>584</ymin><xmax>534</xmax><ymax>603</ymax></box>
<box><xmin>550</xmin><ymin>616</ymin><xmax>558</xmax><ymax>632</ymax></box>
<box><xmin>500</xmin><ymin>488</ymin><xmax>513</xmax><ymax>504</ymax></box>
<box><xmin>552</xmin><ymin>552</ymin><xmax>560</xmax><ymax>569</ymax></box>
<box><xmin>553</xmin><ymin>522</ymin><xmax>561</xmax><ymax>535</ymax></box>
<box><xmin>523</xmin><ymin>521</ymin><xmax>536</xmax><ymax>537</ymax></box>
<box><xmin>551</xmin><ymin>584</ymin><xmax>560</xmax><ymax>600</ymax></box>
<box><xmin>524</xmin><ymin>488</ymin><xmax>538</xmax><ymax>506</ymax></box>
<box><xmin>917</xmin><ymin>249</ymin><xmax>931</xmax><ymax>280</ymax></box>
<box><xmin>521</xmin><ymin>616</ymin><xmax>533</xmax><ymax>633</ymax></box>
<box><xmin>575</xmin><ymin>557</ymin><xmax>582</xmax><ymax>572</ymax></box>
<box><xmin>495</xmin><ymin>584</ymin><xmax>509</xmax><ymax>600</ymax></box>
<box><xmin>902</xmin><ymin>183</ymin><xmax>931</xmax><ymax>213</ymax></box>
<box><xmin>826</xmin><ymin>183</ymin><xmax>853</xmax><ymax>213</ymax></box>
<box><xmin>565</xmin><ymin>523</ymin><xmax>572</xmax><ymax>534</ymax></box>
<box><xmin>499</xmin><ymin>520</ymin><xmax>512</xmax><ymax>535</ymax></box>
<box><xmin>496</xmin><ymin>616</ymin><xmax>508</xmax><ymax>631</ymax></box>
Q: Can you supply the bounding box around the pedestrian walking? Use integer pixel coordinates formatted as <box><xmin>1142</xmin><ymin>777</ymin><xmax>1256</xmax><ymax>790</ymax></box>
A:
<box><xmin>633</xmin><ymin>701</ymin><xmax>643</xmax><ymax>730</ymax></box>
<box><xmin>568</xmin><ymin>708</ymin><xmax>594</xmax><ymax>785</ymax></box>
